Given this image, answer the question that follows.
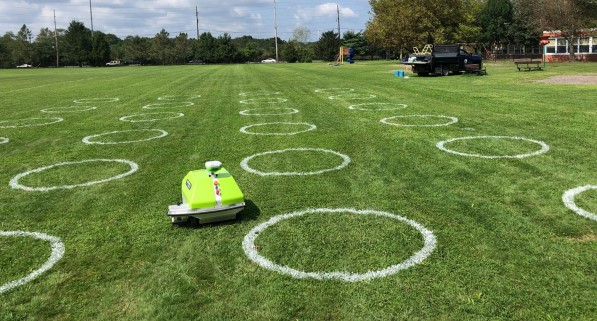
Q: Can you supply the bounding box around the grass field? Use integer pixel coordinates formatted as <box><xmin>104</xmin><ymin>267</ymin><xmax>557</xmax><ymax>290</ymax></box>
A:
<box><xmin>0</xmin><ymin>61</ymin><xmax>596</xmax><ymax>320</ymax></box>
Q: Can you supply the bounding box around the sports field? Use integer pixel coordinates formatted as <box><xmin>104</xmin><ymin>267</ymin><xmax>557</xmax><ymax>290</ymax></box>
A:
<box><xmin>1</xmin><ymin>61</ymin><xmax>595</xmax><ymax>320</ymax></box>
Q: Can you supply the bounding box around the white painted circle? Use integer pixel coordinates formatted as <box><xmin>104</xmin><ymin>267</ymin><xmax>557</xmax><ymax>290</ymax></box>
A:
<box><xmin>0</xmin><ymin>137</ymin><xmax>8</xmax><ymax>144</ymax></box>
<box><xmin>240</xmin><ymin>122</ymin><xmax>317</xmax><ymax>136</ymax></box>
<box><xmin>143</xmin><ymin>102</ymin><xmax>194</xmax><ymax>109</ymax></box>
<box><xmin>119</xmin><ymin>112</ymin><xmax>184</xmax><ymax>122</ymax></box>
<box><xmin>239</xmin><ymin>91</ymin><xmax>281</xmax><ymax>96</ymax></box>
<box><xmin>41</xmin><ymin>106</ymin><xmax>96</xmax><ymax>113</ymax></box>
<box><xmin>239</xmin><ymin>98</ymin><xmax>288</xmax><ymax>104</ymax></box>
<box><xmin>73</xmin><ymin>98</ymin><xmax>119</xmax><ymax>104</ymax></box>
<box><xmin>348</xmin><ymin>102</ymin><xmax>408</xmax><ymax>111</ymax></box>
<box><xmin>240</xmin><ymin>148</ymin><xmax>350</xmax><ymax>176</ymax></box>
<box><xmin>0</xmin><ymin>231</ymin><xmax>65</xmax><ymax>294</ymax></box>
<box><xmin>563</xmin><ymin>185</ymin><xmax>597</xmax><ymax>221</ymax></box>
<box><xmin>314</xmin><ymin>88</ymin><xmax>355</xmax><ymax>93</ymax></box>
<box><xmin>157</xmin><ymin>95</ymin><xmax>201</xmax><ymax>100</ymax></box>
<box><xmin>0</xmin><ymin>117</ymin><xmax>64</xmax><ymax>129</ymax></box>
<box><xmin>9</xmin><ymin>159</ymin><xmax>139</xmax><ymax>192</ymax></box>
<box><xmin>328</xmin><ymin>93</ymin><xmax>377</xmax><ymax>100</ymax></box>
<box><xmin>242</xmin><ymin>208</ymin><xmax>437</xmax><ymax>282</ymax></box>
<box><xmin>381</xmin><ymin>115</ymin><xmax>458</xmax><ymax>127</ymax></box>
<box><xmin>82</xmin><ymin>129</ymin><xmax>168</xmax><ymax>145</ymax></box>
<box><xmin>239</xmin><ymin>108</ymin><xmax>299</xmax><ymax>116</ymax></box>
<box><xmin>436</xmin><ymin>136</ymin><xmax>550</xmax><ymax>159</ymax></box>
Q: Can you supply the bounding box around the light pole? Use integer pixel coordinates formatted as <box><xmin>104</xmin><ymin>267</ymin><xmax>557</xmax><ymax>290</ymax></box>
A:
<box><xmin>274</xmin><ymin>0</ymin><xmax>278</xmax><ymax>61</ymax></box>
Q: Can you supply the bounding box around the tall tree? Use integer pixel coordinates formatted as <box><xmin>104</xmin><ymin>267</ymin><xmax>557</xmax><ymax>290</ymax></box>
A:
<box><xmin>292</xmin><ymin>27</ymin><xmax>311</xmax><ymax>44</ymax></box>
<box><xmin>33</xmin><ymin>28</ymin><xmax>58</xmax><ymax>67</ymax></box>
<box><xmin>478</xmin><ymin>0</ymin><xmax>514</xmax><ymax>47</ymax></box>
<box><xmin>64</xmin><ymin>20</ymin><xmax>92</xmax><ymax>66</ymax></box>
<box><xmin>172</xmin><ymin>32</ymin><xmax>193</xmax><ymax>64</ymax></box>
<box><xmin>124</xmin><ymin>36</ymin><xmax>150</xmax><ymax>64</ymax></box>
<box><xmin>90</xmin><ymin>31</ymin><xmax>111</xmax><ymax>66</ymax></box>
<box><xmin>316</xmin><ymin>30</ymin><xmax>341</xmax><ymax>61</ymax></box>
<box><xmin>150</xmin><ymin>29</ymin><xmax>171</xmax><ymax>65</ymax></box>
<box><xmin>196</xmin><ymin>32</ymin><xmax>217</xmax><ymax>63</ymax></box>
<box><xmin>14</xmin><ymin>24</ymin><xmax>33</xmax><ymax>64</ymax></box>
<box><xmin>214</xmin><ymin>33</ymin><xmax>238</xmax><ymax>63</ymax></box>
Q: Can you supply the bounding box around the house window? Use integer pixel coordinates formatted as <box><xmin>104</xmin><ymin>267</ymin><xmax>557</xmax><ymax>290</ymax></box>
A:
<box><xmin>578</xmin><ymin>38</ymin><xmax>590</xmax><ymax>53</ymax></box>
<box><xmin>546</xmin><ymin>39</ymin><xmax>556</xmax><ymax>53</ymax></box>
<box><xmin>556</xmin><ymin>38</ymin><xmax>567</xmax><ymax>54</ymax></box>
<box><xmin>592</xmin><ymin>37</ymin><xmax>597</xmax><ymax>53</ymax></box>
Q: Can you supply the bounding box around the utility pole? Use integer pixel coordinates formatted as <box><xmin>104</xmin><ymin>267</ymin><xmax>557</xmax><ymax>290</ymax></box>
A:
<box><xmin>337</xmin><ymin>4</ymin><xmax>341</xmax><ymax>41</ymax></box>
<box><xmin>54</xmin><ymin>10</ymin><xmax>59</xmax><ymax>67</ymax></box>
<box><xmin>196</xmin><ymin>6</ymin><xmax>199</xmax><ymax>39</ymax></box>
<box><xmin>89</xmin><ymin>0</ymin><xmax>94</xmax><ymax>39</ymax></box>
<box><xmin>274</xmin><ymin>0</ymin><xmax>278</xmax><ymax>61</ymax></box>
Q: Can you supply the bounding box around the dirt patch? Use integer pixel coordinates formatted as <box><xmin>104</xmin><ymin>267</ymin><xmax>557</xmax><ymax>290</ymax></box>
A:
<box><xmin>536</xmin><ymin>75</ymin><xmax>597</xmax><ymax>85</ymax></box>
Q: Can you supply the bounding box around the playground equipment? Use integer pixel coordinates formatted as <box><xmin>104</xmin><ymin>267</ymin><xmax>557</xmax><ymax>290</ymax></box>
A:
<box><xmin>331</xmin><ymin>47</ymin><xmax>355</xmax><ymax>65</ymax></box>
<box><xmin>167</xmin><ymin>161</ymin><xmax>245</xmax><ymax>224</ymax></box>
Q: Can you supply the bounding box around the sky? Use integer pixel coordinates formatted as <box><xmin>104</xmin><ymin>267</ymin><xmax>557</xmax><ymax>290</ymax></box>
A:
<box><xmin>0</xmin><ymin>0</ymin><xmax>371</xmax><ymax>42</ymax></box>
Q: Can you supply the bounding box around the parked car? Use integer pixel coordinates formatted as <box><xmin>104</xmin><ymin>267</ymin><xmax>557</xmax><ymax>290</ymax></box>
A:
<box><xmin>261</xmin><ymin>58</ymin><xmax>277</xmax><ymax>63</ymax></box>
<box><xmin>106</xmin><ymin>60</ymin><xmax>122</xmax><ymax>66</ymax></box>
<box><xmin>16</xmin><ymin>64</ymin><xmax>32</xmax><ymax>68</ymax></box>
<box><xmin>187</xmin><ymin>60</ymin><xmax>206</xmax><ymax>65</ymax></box>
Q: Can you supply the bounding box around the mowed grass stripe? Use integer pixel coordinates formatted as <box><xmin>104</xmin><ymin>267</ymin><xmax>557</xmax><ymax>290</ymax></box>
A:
<box><xmin>0</xmin><ymin>62</ymin><xmax>595</xmax><ymax>320</ymax></box>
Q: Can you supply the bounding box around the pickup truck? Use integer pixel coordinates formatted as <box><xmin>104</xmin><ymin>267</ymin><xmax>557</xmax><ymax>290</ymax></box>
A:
<box><xmin>403</xmin><ymin>44</ymin><xmax>483</xmax><ymax>76</ymax></box>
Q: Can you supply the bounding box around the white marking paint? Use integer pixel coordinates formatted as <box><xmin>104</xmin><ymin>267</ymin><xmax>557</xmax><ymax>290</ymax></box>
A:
<box><xmin>239</xmin><ymin>98</ymin><xmax>288</xmax><ymax>104</ymax></box>
<box><xmin>82</xmin><ymin>129</ymin><xmax>168</xmax><ymax>145</ymax></box>
<box><xmin>314</xmin><ymin>88</ymin><xmax>355</xmax><ymax>93</ymax></box>
<box><xmin>328</xmin><ymin>93</ymin><xmax>377</xmax><ymax>100</ymax></box>
<box><xmin>242</xmin><ymin>208</ymin><xmax>437</xmax><ymax>282</ymax></box>
<box><xmin>73</xmin><ymin>98</ymin><xmax>119</xmax><ymax>104</ymax></box>
<box><xmin>239</xmin><ymin>122</ymin><xmax>317</xmax><ymax>136</ymax></box>
<box><xmin>563</xmin><ymin>185</ymin><xmax>597</xmax><ymax>221</ymax></box>
<box><xmin>0</xmin><ymin>231</ymin><xmax>65</xmax><ymax>294</ymax></box>
<box><xmin>40</xmin><ymin>106</ymin><xmax>97</xmax><ymax>113</ymax></box>
<box><xmin>240</xmin><ymin>148</ymin><xmax>350</xmax><ymax>176</ymax></box>
<box><xmin>143</xmin><ymin>102</ymin><xmax>194</xmax><ymax>109</ymax></box>
<box><xmin>436</xmin><ymin>136</ymin><xmax>550</xmax><ymax>159</ymax></box>
<box><xmin>381</xmin><ymin>115</ymin><xmax>458</xmax><ymax>127</ymax></box>
<box><xmin>348</xmin><ymin>102</ymin><xmax>408</xmax><ymax>111</ymax></box>
<box><xmin>0</xmin><ymin>137</ymin><xmax>8</xmax><ymax>144</ymax></box>
<box><xmin>239</xmin><ymin>108</ymin><xmax>299</xmax><ymax>116</ymax></box>
<box><xmin>0</xmin><ymin>117</ymin><xmax>64</xmax><ymax>129</ymax></box>
<box><xmin>9</xmin><ymin>159</ymin><xmax>139</xmax><ymax>192</ymax></box>
<box><xmin>119</xmin><ymin>112</ymin><xmax>184</xmax><ymax>122</ymax></box>
<box><xmin>157</xmin><ymin>95</ymin><xmax>201</xmax><ymax>100</ymax></box>
<box><xmin>239</xmin><ymin>91</ymin><xmax>281</xmax><ymax>96</ymax></box>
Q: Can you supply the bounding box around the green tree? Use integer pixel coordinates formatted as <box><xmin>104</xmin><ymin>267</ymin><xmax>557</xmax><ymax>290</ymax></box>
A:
<box><xmin>123</xmin><ymin>36</ymin><xmax>150</xmax><ymax>64</ymax></box>
<box><xmin>14</xmin><ymin>24</ymin><xmax>33</xmax><ymax>64</ymax></box>
<box><xmin>342</xmin><ymin>31</ymin><xmax>368</xmax><ymax>56</ymax></box>
<box><xmin>316</xmin><ymin>30</ymin><xmax>341</xmax><ymax>61</ymax></box>
<box><xmin>196</xmin><ymin>32</ymin><xmax>217</xmax><ymax>63</ymax></box>
<box><xmin>172</xmin><ymin>33</ymin><xmax>193</xmax><ymax>64</ymax></box>
<box><xmin>90</xmin><ymin>31</ymin><xmax>111</xmax><ymax>66</ymax></box>
<box><xmin>33</xmin><ymin>28</ymin><xmax>57</xmax><ymax>67</ymax></box>
<box><xmin>214</xmin><ymin>33</ymin><xmax>238</xmax><ymax>63</ymax></box>
<box><xmin>0</xmin><ymin>32</ymin><xmax>15</xmax><ymax>68</ymax></box>
<box><xmin>64</xmin><ymin>20</ymin><xmax>92</xmax><ymax>66</ymax></box>
<box><xmin>283</xmin><ymin>40</ymin><xmax>300</xmax><ymax>62</ymax></box>
<box><xmin>479</xmin><ymin>0</ymin><xmax>514</xmax><ymax>46</ymax></box>
<box><xmin>150</xmin><ymin>29</ymin><xmax>171</xmax><ymax>65</ymax></box>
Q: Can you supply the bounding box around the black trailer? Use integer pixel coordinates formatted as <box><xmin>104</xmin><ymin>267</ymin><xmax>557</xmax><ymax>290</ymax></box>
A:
<box><xmin>403</xmin><ymin>44</ymin><xmax>484</xmax><ymax>76</ymax></box>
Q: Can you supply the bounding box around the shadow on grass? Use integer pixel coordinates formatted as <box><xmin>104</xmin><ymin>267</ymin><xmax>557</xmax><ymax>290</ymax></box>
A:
<box><xmin>173</xmin><ymin>199</ymin><xmax>261</xmax><ymax>229</ymax></box>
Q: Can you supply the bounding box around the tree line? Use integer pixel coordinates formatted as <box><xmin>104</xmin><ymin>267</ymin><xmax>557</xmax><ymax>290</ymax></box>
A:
<box><xmin>366</xmin><ymin>0</ymin><xmax>597</xmax><ymax>60</ymax></box>
<box><xmin>2</xmin><ymin>0</ymin><xmax>595</xmax><ymax>68</ymax></box>
<box><xmin>0</xmin><ymin>19</ymin><xmax>381</xmax><ymax>68</ymax></box>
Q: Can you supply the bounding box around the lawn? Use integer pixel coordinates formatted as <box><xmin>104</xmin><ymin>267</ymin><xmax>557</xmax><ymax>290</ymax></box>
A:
<box><xmin>0</xmin><ymin>61</ymin><xmax>595</xmax><ymax>320</ymax></box>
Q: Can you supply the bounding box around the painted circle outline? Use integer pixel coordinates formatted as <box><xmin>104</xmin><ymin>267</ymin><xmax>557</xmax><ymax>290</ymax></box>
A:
<box><xmin>328</xmin><ymin>93</ymin><xmax>377</xmax><ymax>100</ymax></box>
<box><xmin>119</xmin><ymin>112</ymin><xmax>184</xmax><ymax>122</ymax></box>
<box><xmin>563</xmin><ymin>185</ymin><xmax>597</xmax><ymax>221</ymax></box>
<box><xmin>240</xmin><ymin>122</ymin><xmax>317</xmax><ymax>136</ymax></box>
<box><xmin>0</xmin><ymin>231</ymin><xmax>65</xmax><ymax>294</ymax></box>
<box><xmin>0</xmin><ymin>117</ymin><xmax>64</xmax><ymax>129</ymax></box>
<box><xmin>0</xmin><ymin>137</ymin><xmax>8</xmax><ymax>144</ymax></box>
<box><xmin>157</xmin><ymin>95</ymin><xmax>201</xmax><ymax>100</ymax></box>
<box><xmin>239</xmin><ymin>108</ymin><xmax>299</xmax><ymax>116</ymax></box>
<box><xmin>242</xmin><ymin>208</ymin><xmax>437</xmax><ymax>282</ymax></box>
<box><xmin>436</xmin><ymin>135</ymin><xmax>550</xmax><ymax>159</ymax></box>
<box><xmin>143</xmin><ymin>102</ymin><xmax>194</xmax><ymax>109</ymax></box>
<box><xmin>239</xmin><ymin>91</ymin><xmax>281</xmax><ymax>96</ymax></box>
<box><xmin>314</xmin><ymin>88</ymin><xmax>355</xmax><ymax>93</ymax></box>
<box><xmin>348</xmin><ymin>102</ymin><xmax>408</xmax><ymax>111</ymax></box>
<box><xmin>82</xmin><ymin>129</ymin><xmax>168</xmax><ymax>145</ymax></box>
<box><xmin>41</xmin><ymin>106</ymin><xmax>97</xmax><ymax>113</ymax></box>
<box><xmin>240</xmin><ymin>148</ymin><xmax>350</xmax><ymax>176</ymax></box>
<box><xmin>9</xmin><ymin>158</ymin><xmax>139</xmax><ymax>192</ymax></box>
<box><xmin>381</xmin><ymin>115</ymin><xmax>458</xmax><ymax>127</ymax></box>
<box><xmin>239</xmin><ymin>98</ymin><xmax>288</xmax><ymax>104</ymax></box>
<box><xmin>73</xmin><ymin>97</ymin><xmax>119</xmax><ymax>104</ymax></box>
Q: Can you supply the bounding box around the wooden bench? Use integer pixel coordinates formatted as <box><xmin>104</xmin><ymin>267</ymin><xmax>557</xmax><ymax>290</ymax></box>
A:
<box><xmin>514</xmin><ymin>60</ymin><xmax>542</xmax><ymax>71</ymax></box>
